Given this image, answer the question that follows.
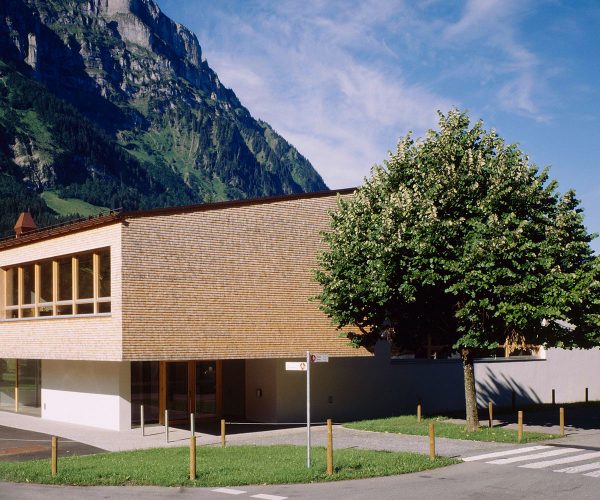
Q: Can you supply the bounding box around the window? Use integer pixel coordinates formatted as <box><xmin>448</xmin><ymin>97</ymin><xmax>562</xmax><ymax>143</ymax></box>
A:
<box><xmin>39</xmin><ymin>261</ymin><xmax>53</xmax><ymax>317</ymax></box>
<box><xmin>4</xmin><ymin>269</ymin><xmax>18</xmax><ymax>319</ymax></box>
<box><xmin>0</xmin><ymin>358</ymin><xmax>41</xmax><ymax>416</ymax></box>
<box><xmin>1</xmin><ymin>248</ymin><xmax>111</xmax><ymax>320</ymax></box>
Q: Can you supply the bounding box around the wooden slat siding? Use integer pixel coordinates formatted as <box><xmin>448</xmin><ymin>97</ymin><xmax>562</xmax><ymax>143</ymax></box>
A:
<box><xmin>0</xmin><ymin>224</ymin><xmax>123</xmax><ymax>361</ymax></box>
<box><xmin>121</xmin><ymin>193</ymin><xmax>367</xmax><ymax>360</ymax></box>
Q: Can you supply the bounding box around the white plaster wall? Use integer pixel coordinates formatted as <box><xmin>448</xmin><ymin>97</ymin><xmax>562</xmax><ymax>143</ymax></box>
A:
<box><xmin>249</xmin><ymin>345</ymin><xmax>600</xmax><ymax>423</ymax></box>
<box><xmin>42</xmin><ymin>360</ymin><xmax>131</xmax><ymax>430</ymax></box>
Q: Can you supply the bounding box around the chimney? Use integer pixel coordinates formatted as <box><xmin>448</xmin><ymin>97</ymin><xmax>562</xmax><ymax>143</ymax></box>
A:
<box><xmin>14</xmin><ymin>212</ymin><xmax>37</xmax><ymax>238</ymax></box>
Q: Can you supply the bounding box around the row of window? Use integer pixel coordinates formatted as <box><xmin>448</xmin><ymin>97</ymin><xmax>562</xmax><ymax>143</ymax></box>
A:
<box><xmin>2</xmin><ymin>249</ymin><xmax>111</xmax><ymax>320</ymax></box>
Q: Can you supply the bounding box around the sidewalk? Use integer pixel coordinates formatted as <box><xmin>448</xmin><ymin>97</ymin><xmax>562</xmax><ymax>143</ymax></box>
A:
<box><xmin>0</xmin><ymin>411</ymin><xmax>530</xmax><ymax>458</ymax></box>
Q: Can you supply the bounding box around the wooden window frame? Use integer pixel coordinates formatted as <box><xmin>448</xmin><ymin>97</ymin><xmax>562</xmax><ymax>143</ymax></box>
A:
<box><xmin>1</xmin><ymin>248</ymin><xmax>111</xmax><ymax>320</ymax></box>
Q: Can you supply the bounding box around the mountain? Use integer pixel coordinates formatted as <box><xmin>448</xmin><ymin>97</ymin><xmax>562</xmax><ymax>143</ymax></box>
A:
<box><xmin>0</xmin><ymin>0</ymin><xmax>327</xmax><ymax>236</ymax></box>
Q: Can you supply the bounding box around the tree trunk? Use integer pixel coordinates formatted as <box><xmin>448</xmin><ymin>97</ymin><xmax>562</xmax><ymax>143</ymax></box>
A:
<box><xmin>462</xmin><ymin>348</ymin><xmax>479</xmax><ymax>432</ymax></box>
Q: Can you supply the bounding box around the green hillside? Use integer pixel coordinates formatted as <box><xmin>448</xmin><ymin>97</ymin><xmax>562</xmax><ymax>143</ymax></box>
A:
<box><xmin>0</xmin><ymin>0</ymin><xmax>328</xmax><ymax>236</ymax></box>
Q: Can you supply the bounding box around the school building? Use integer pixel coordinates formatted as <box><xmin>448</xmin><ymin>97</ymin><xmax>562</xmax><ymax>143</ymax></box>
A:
<box><xmin>1</xmin><ymin>189</ymin><xmax>599</xmax><ymax>431</ymax></box>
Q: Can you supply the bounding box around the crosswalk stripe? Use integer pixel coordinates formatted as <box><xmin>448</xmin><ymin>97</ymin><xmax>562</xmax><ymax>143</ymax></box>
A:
<box><xmin>251</xmin><ymin>495</ymin><xmax>288</xmax><ymax>500</ymax></box>
<box><xmin>554</xmin><ymin>462</ymin><xmax>600</xmax><ymax>474</ymax></box>
<box><xmin>462</xmin><ymin>445</ymin><xmax>551</xmax><ymax>462</ymax></box>
<box><xmin>487</xmin><ymin>447</ymin><xmax>579</xmax><ymax>465</ymax></box>
<box><xmin>520</xmin><ymin>451</ymin><xmax>600</xmax><ymax>469</ymax></box>
<box><xmin>212</xmin><ymin>488</ymin><xmax>247</xmax><ymax>495</ymax></box>
<box><xmin>584</xmin><ymin>469</ymin><xmax>600</xmax><ymax>478</ymax></box>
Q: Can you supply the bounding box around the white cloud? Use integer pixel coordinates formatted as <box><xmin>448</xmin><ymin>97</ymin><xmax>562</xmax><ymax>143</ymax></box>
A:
<box><xmin>443</xmin><ymin>0</ymin><xmax>547</xmax><ymax>121</ymax></box>
<box><xmin>190</xmin><ymin>1</ymin><xmax>454</xmax><ymax>187</ymax></box>
<box><xmin>160</xmin><ymin>0</ymin><xmax>557</xmax><ymax>186</ymax></box>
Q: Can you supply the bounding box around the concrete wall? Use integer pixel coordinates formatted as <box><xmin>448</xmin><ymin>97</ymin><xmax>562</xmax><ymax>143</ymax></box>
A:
<box><xmin>474</xmin><ymin>348</ymin><xmax>598</xmax><ymax>407</ymax></box>
<box><xmin>245</xmin><ymin>345</ymin><xmax>600</xmax><ymax>423</ymax></box>
<box><xmin>245</xmin><ymin>359</ymin><xmax>278</xmax><ymax>422</ymax></box>
<box><xmin>42</xmin><ymin>360</ymin><xmax>131</xmax><ymax>430</ymax></box>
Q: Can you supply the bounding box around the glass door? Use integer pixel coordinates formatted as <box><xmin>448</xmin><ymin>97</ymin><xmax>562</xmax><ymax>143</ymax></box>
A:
<box><xmin>166</xmin><ymin>362</ymin><xmax>190</xmax><ymax>424</ymax></box>
<box><xmin>0</xmin><ymin>359</ymin><xmax>16</xmax><ymax>411</ymax></box>
<box><xmin>195</xmin><ymin>361</ymin><xmax>217</xmax><ymax>418</ymax></box>
<box><xmin>17</xmin><ymin>359</ymin><xmax>41</xmax><ymax>415</ymax></box>
<box><xmin>160</xmin><ymin>360</ymin><xmax>221</xmax><ymax>425</ymax></box>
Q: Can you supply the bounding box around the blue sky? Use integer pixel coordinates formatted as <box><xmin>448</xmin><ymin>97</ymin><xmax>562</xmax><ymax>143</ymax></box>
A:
<box><xmin>157</xmin><ymin>0</ymin><xmax>600</xmax><ymax>252</ymax></box>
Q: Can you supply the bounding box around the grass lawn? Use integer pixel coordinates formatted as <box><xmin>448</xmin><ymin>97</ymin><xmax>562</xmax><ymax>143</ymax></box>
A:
<box><xmin>41</xmin><ymin>191</ymin><xmax>108</xmax><ymax>217</ymax></box>
<box><xmin>344</xmin><ymin>415</ymin><xmax>557</xmax><ymax>443</ymax></box>
<box><xmin>0</xmin><ymin>445</ymin><xmax>459</xmax><ymax>487</ymax></box>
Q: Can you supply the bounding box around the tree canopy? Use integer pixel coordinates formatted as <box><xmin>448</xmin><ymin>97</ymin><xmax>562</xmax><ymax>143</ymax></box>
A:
<box><xmin>315</xmin><ymin>110</ymin><xmax>600</xmax><ymax>429</ymax></box>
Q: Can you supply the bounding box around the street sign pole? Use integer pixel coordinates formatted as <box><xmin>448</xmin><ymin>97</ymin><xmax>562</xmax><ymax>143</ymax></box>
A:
<box><xmin>306</xmin><ymin>350</ymin><xmax>311</xmax><ymax>468</ymax></box>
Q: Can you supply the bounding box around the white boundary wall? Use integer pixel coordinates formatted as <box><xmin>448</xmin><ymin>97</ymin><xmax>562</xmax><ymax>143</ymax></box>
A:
<box><xmin>42</xmin><ymin>360</ymin><xmax>131</xmax><ymax>430</ymax></box>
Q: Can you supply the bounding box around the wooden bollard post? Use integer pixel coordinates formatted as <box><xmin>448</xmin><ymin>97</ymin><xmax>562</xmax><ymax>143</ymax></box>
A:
<box><xmin>165</xmin><ymin>409</ymin><xmax>169</xmax><ymax>443</ymax></box>
<box><xmin>189</xmin><ymin>435</ymin><xmax>197</xmax><ymax>480</ymax></box>
<box><xmin>560</xmin><ymin>407</ymin><xmax>565</xmax><ymax>437</ymax></box>
<box><xmin>51</xmin><ymin>436</ymin><xmax>58</xmax><ymax>477</ymax></box>
<box><xmin>221</xmin><ymin>419</ymin><xmax>226</xmax><ymax>448</ymax></box>
<box><xmin>429</xmin><ymin>423</ymin><xmax>435</xmax><ymax>461</ymax></box>
<box><xmin>517</xmin><ymin>411</ymin><xmax>523</xmax><ymax>443</ymax></box>
<box><xmin>488</xmin><ymin>401</ymin><xmax>493</xmax><ymax>429</ymax></box>
<box><xmin>140</xmin><ymin>404</ymin><xmax>145</xmax><ymax>436</ymax></box>
<box><xmin>417</xmin><ymin>400</ymin><xmax>422</xmax><ymax>423</ymax></box>
<box><xmin>327</xmin><ymin>418</ymin><xmax>333</xmax><ymax>476</ymax></box>
<box><xmin>585</xmin><ymin>387</ymin><xmax>589</xmax><ymax>403</ymax></box>
<box><xmin>552</xmin><ymin>389</ymin><xmax>556</xmax><ymax>405</ymax></box>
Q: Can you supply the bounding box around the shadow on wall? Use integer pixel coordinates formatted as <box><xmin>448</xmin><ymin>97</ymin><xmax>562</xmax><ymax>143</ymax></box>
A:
<box><xmin>475</xmin><ymin>366</ymin><xmax>541</xmax><ymax>411</ymax></box>
<box><xmin>486</xmin><ymin>402</ymin><xmax>600</xmax><ymax>430</ymax></box>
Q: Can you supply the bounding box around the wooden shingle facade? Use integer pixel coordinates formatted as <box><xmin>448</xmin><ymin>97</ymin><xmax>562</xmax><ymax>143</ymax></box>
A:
<box><xmin>120</xmin><ymin>191</ymin><xmax>363</xmax><ymax>360</ymax></box>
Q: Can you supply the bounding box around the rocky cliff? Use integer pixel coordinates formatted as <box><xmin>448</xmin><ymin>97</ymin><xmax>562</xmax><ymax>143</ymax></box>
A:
<box><xmin>0</xmin><ymin>0</ymin><xmax>327</xmax><ymax>235</ymax></box>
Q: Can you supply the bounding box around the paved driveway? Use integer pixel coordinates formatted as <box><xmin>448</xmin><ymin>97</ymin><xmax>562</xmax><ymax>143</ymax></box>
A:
<box><xmin>0</xmin><ymin>425</ymin><xmax>105</xmax><ymax>462</ymax></box>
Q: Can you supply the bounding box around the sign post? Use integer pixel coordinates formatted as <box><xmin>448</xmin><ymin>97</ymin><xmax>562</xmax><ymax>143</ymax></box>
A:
<box><xmin>285</xmin><ymin>351</ymin><xmax>329</xmax><ymax>469</ymax></box>
<box><xmin>306</xmin><ymin>350</ymin><xmax>311</xmax><ymax>468</ymax></box>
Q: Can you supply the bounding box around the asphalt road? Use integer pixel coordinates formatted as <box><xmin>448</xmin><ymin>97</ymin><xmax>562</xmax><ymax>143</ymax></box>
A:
<box><xmin>0</xmin><ymin>425</ymin><xmax>105</xmax><ymax>462</ymax></box>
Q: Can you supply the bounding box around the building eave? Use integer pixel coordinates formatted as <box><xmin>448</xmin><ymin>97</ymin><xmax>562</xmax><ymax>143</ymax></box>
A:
<box><xmin>0</xmin><ymin>188</ymin><xmax>356</xmax><ymax>251</ymax></box>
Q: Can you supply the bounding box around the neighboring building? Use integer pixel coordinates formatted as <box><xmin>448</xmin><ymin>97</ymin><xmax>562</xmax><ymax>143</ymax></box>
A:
<box><xmin>1</xmin><ymin>189</ymin><xmax>599</xmax><ymax>431</ymax></box>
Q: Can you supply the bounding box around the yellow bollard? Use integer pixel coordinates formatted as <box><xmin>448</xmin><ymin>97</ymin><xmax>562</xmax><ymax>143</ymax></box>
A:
<box><xmin>327</xmin><ymin>418</ymin><xmax>333</xmax><ymax>476</ymax></box>
<box><xmin>51</xmin><ymin>436</ymin><xmax>58</xmax><ymax>477</ymax></box>
<box><xmin>560</xmin><ymin>407</ymin><xmax>565</xmax><ymax>437</ymax></box>
<box><xmin>221</xmin><ymin>419</ymin><xmax>226</xmax><ymax>448</ymax></box>
<box><xmin>417</xmin><ymin>400</ymin><xmax>422</xmax><ymax>422</ymax></box>
<box><xmin>429</xmin><ymin>423</ymin><xmax>435</xmax><ymax>461</ymax></box>
<box><xmin>189</xmin><ymin>436</ymin><xmax>197</xmax><ymax>480</ymax></box>
<box><xmin>518</xmin><ymin>411</ymin><xmax>523</xmax><ymax>443</ymax></box>
<box><xmin>488</xmin><ymin>401</ymin><xmax>493</xmax><ymax>429</ymax></box>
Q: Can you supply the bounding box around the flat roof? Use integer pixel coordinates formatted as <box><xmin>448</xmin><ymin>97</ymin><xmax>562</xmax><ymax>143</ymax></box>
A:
<box><xmin>0</xmin><ymin>188</ymin><xmax>355</xmax><ymax>251</ymax></box>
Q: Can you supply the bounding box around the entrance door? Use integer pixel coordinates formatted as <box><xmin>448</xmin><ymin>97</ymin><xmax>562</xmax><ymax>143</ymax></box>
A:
<box><xmin>160</xmin><ymin>361</ymin><xmax>221</xmax><ymax>425</ymax></box>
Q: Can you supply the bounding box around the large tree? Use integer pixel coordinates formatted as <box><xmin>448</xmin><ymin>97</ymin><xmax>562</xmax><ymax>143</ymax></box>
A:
<box><xmin>315</xmin><ymin>110</ymin><xmax>600</xmax><ymax>431</ymax></box>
